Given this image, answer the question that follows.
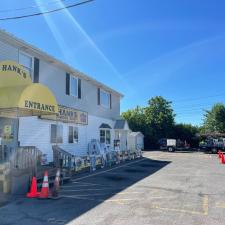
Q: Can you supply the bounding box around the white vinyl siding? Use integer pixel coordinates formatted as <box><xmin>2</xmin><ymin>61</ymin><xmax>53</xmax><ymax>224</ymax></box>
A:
<box><xmin>0</xmin><ymin>40</ymin><xmax>18</xmax><ymax>62</ymax></box>
<box><xmin>19</xmin><ymin>51</ymin><xmax>33</xmax><ymax>77</ymax></box>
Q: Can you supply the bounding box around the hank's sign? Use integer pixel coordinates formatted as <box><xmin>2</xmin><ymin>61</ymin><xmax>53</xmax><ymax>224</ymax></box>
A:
<box><xmin>1</xmin><ymin>62</ymin><xmax>28</xmax><ymax>78</ymax></box>
<box><xmin>0</xmin><ymin>61</ymin><xmax>32</xmax><ymax>87</ymax></box>
<box><xmin>41</xmin><ymin>105</ymin><xmax>88</xmax><ymax>125</ymax></box>
<box><xmin>57</xmin><ymin>105</ymin><xmax>88</xmax><ymax>125</ymax></box>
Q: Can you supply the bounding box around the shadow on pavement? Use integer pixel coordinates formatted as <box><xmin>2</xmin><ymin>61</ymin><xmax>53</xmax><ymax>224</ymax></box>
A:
<box><xmin>147</xmin><ymin>149</ymin><xmax>198</xmax><ymax>154</ymax></box>
<box><xmin>0</xmin><ymin>157</ymin><xmax>171</xmax><ymax>225</ymax></box>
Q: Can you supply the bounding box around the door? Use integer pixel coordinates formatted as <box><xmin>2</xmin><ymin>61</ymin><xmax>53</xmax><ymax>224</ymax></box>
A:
<box><xmin>0</xmin><ymin>117</ymin><xmax>19</xmax><ymax>162</ymax></box>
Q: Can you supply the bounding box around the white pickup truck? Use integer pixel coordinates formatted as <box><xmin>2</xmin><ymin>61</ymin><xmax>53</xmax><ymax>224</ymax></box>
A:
<box><xmin>159</xmin><ymin>138</ymin><xmax>188</xmax><ymax>152</ymax></box>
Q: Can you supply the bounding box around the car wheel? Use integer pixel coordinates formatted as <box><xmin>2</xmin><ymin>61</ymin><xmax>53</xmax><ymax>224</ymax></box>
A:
<box><xmin>168</xmin><ymin>147</ymin><xmax>174</xmax><ymax>152</ymax></box>
<box><xmin>212</xmin><ymin>148</ymin><xmax>218</xmax><ymax>154</ymax></box>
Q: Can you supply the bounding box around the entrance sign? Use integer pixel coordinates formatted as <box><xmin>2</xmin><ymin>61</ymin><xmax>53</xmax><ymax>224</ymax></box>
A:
<box><xmin>0</xmin><ymin>84</ymin><xmax>58</xmax><ymax>115</ymax></box>
<box><xmin>0</xmin><ymin>61</ymin><xmax>59</xmax><ymax>116</ymax></box>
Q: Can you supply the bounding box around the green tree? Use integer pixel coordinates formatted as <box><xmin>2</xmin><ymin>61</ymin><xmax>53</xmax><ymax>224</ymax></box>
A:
<box><xmin>202</xmin><ymin>103</ymin><xmax>225</xmax><ymax>133</ymax></box>
<box><xmin>122</xmin><ymin>106</ymin><xmax>146</xmax><ymax>134</ymax></box>
<box><xmin>173</xmin><ymin>123</ymin><xmax>199</xmax><ymax>147</ymax></box>
<box><xmin>122</xmin><ymin>96</ymin><xmax>176</xmax><ymax>148</ymax></box>
<box><xmin>145</xmin><ymin>96</ymin><xmax>175</xmax><ymax>145</ymax></box>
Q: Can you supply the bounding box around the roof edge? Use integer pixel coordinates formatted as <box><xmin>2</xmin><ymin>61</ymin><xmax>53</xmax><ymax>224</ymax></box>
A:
<box><xmin>0</xmin><ymin>29</ymin><xmax>124</xmax><ymax>98</ymax></box>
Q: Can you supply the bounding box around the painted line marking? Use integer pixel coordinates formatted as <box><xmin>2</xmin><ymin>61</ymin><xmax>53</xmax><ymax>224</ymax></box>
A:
<box><xmin>202</xmin><ymin>195</ymin><xmax>209</xmax><ymax>216</ymax></box>
<box><xmin>151</xmin><ymin>194</ymin><xmax>209</xmax><ymax>216</ymax></box>
<box><xmin>72</xmin><ymin>158</ymin><xmax>147</xmax><ymax>182</ymax></box>
<box><xmin>60</xmin><ymin>192</ymin><xmax>142</xmax><ymax>197</ymax></box>
<box><xmin>215</xmin><ymin>202</ymin><xmax>225</xmax><ymax>208</ymax></box>
<box><xmin>151</xmin><ymin>205</ymin><xmax>204</xmax><ymax>215</ymax></box>
<box><xmin>71</xmin><ymin>181</ymin><xmax>108</xmax><ymax>186</ymax></box>
<box><xmin>62</xmin><ymin>195</ymin><xmax>138</xmax><ymax>205</ymax></box>
<box><xmin>60</xmin><ymin>187</ymin><xmax>124</xmax><ymax>192</ymax></box>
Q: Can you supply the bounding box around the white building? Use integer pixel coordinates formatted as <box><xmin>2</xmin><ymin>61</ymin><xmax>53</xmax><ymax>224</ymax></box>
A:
<box><xmin>0</xmin><ymin>29</ymin><xmax>131</xmax><ymax>163</ymax></box>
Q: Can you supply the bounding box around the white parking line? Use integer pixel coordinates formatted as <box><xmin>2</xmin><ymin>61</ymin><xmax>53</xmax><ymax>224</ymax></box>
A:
<box><xmin>60</xmin><ymin>192</ymin><xmax>142</xmax><ymax>197</ymax></box>
<box><xmin>60</xmin><ymin>187</ymin><xmax>124</xmax><ymax>192</ymax></box>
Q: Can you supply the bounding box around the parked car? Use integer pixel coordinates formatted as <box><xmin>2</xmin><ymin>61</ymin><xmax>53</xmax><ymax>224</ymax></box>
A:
<box><xmin>202</xmin><ymin>138</ymin><xmax>225</xmax><ymax>154</ymax></box>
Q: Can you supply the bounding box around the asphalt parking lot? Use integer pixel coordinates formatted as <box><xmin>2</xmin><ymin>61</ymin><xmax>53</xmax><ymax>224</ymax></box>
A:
<box><xmin>0</xmin><ymin>151</ymin><xmax>225</xmax><ymax>225</ymax></box>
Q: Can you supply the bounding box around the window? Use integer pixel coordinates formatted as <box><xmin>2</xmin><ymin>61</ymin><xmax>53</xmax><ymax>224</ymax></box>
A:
<box><xmin>100</xmin><ymin>89</ymin><xmax>110</xmax><ymax>108</ymax></box>
<box><xmin>100</xmin><ymin>129</ymin><xmax>111</xmax><ymax>144</ymax></box>
<box><xmin>19</xmin><ymin>51</ymin><xmax>33</xmax><ymax>77</ymax></box>
<box><xmin>70</xmin><ymin>76</ymin><xmax>78</xmax><ymax>97</ymax></box>
<box><xmin>66</xmin><ymin>74</ymin><xmax>81</xmax><ymax>98</ymax></box>
<box><xmin>50</xmin><ymin>124</ymin><xmax>63</xmax><ymax>143</ymax></box>
<box><xmin>68</xmin><ymin>126</ymin><xmax>79</xmax><ymax>143</ymax></box>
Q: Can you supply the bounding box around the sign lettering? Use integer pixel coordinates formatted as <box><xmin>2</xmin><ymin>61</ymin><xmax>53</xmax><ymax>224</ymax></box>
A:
<box><xmin>24</xmin><ymin>100</ymin><xmax>56</xmax><ymax>113</ymax></box>
<box><xmin>1</xmin><ymin>63</ymin><xmax>28</xmax><ymax>79</ymax></box>
<box><xmin>40</xmin><ymin>105</ymin><xmax>88</xmax><ymax>125</ymax></box>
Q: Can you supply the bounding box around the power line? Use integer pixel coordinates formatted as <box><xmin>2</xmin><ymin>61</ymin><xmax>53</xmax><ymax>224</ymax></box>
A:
<box><xmin>0</xmin><ymin>0</ymin><xmax>94</xmax><ymax>21</ymax></box>
<box><xmin>0</xmin><ymin>0</ymin><xmax>68</xmax><ymax>13</ymax></box>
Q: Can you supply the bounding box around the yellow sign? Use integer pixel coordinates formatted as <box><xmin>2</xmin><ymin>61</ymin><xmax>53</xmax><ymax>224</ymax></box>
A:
<box><xmin>4</xmin><ymin>125</ymin><xmax>12</xmax><ymax>135</ymax></box>
<box><xmin>0</xmin><ymin>61</ymin><xmax>32</xmax><ymax>87</ymax></box>
<box><xmin>58</xmin><ymin>105</ymin><xmax>88</xmax><ymax>125</ymax></box>
<box><xmin>41</xmin><ymin>105</ymin><xmax>88</xmax><ymax>125</ymax></box>
<box><xmin>3</xmin><ymin>125</ymin><xmax>13</xmax><ymax>140</ymax></box>
<box><xmin>0</xmin><ymin>84</ymin><xmax>59</xmax><ymax>115</ymax></box>
<box><xmin>0</xmin><ymin>60</ymin><xmax>59</xmax><ymax>116</ymax></box>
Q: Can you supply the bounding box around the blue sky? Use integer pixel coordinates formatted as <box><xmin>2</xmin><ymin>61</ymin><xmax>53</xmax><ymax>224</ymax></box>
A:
<box><xmin>1</xmin><ymin>0</ymin><xmax>225</xmax><ymax>125</ymax></box>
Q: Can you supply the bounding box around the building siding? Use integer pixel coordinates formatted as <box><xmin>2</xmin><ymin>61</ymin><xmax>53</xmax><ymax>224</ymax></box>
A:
<box><xmin>18</xmin><ymin>115</ymin><xmax>116</xmax><ymax>162</ymax></box>
<box><xmin>0</xmin><ymin>40</ymin><xmax>18</xmax><ymax>62</ymax></box>
<box><xmin>0</xmin><ymin>31</ymin><xmax>122</xmax><ymax>162</ymax></box>
<box><xmin>0</xmin><ymin>36</ymin><xmax>121</xmax><ymax>121</ymax></box>
<box><xmin>39</xmin><ymin>59</ymin><xmax>120</xmax><ymax>120</ymax></box>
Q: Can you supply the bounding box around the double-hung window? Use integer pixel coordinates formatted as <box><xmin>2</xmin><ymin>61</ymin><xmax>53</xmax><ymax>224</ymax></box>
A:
<box><xmin>100</xmin><ymin>89</ymin><xmax>110</xmax><ymax>108</ymax></box>
<box><xmin>50</xmin><ymin>124</ymin><xmax>63</xmax><ymax>144</ymax></box>
<box><xmin>19</xmin><ymin>51</ymin><xmax>33</xmax><ymax>77</ymax></box>
<box><xmin>66</xmin><ymin>74</ymin><xmax>81</xmax><ymax>98</ymax></box>
<box><xmin>100</xmin><ymin>129</ymin><xmax>111</xmax><ymax>145</ymax></box>
<box><xmin>70</xmin><ymin>76</ymin><xmax>78</xmax><ymax>97</ymax></box>
<box><xmin>68</xmin><ymin>126</ymin><xmax>79</xmax><ymax>143</ymax></box>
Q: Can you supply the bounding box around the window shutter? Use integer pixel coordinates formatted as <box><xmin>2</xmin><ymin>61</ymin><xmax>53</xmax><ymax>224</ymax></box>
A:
<box><xmin>110</xmin><ymin>93</ymin><xmax>112</xmax><ymax>109</ymax></box>
<box><xmin>97</xmin><ymin>88</ymin><xmax>100</xmax><ymax>105</ymax></box>
<box><xmin>78</xmin><ymin>78</ymin><xmax>81</xmax><ymax>99</ymax></box>
<box><xmin>33</xmin><ymin>57</ymin><xmax>39</xmax><ymax>83</ymax></box>
<box><xmin>66</xmin><ymin>73</ymin><xmax>70</xmax><ymax>95</ymax></box>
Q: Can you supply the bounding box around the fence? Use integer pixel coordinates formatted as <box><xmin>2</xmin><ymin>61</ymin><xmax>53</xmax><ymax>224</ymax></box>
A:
<box><xmin>10</xmin><ymin>146</ymin><xmax>42</xmax><ymax>171</ymax></box>
<box><xmin>0</xmin><ymin>146</ymin><xmax>42</xmax><ymax>194</ymax></box>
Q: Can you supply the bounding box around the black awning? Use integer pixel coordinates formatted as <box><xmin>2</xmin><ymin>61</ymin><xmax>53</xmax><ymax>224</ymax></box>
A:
<box><xmin>99</xmin><ymin>123</ymin><xmax>112</xmax><ymax>129</ymax></box>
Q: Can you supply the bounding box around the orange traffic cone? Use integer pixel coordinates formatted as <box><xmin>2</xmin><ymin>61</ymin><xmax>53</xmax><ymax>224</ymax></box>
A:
<box><xmin>52</xmin><ymin>169</ymin><xmax>60</xmax><ymax>197</ymax></box>
<box><xmin>39</xmin><ymin>171</ymin><xmax>49</xmax><ymax>199</ymax></box>
<box><xmin>221</xmin><ymin>153</ymin><xmax>225</xmax><ymax>164</ymax></box>
<box><xmin>27</xmin><ymin>177</ymin><xmax>40</xmax><ymax>198</ymax></box>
